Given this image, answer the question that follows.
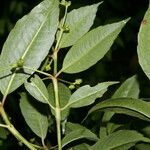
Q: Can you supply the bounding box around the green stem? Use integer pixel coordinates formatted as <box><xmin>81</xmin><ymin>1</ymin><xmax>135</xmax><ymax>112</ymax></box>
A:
<box><xmin>40</xmin><ymin>56</ymin><xmax>50</xmax><ymax>71</ymax></box>
<box><xmin>61</xmin><ymin>103</ymin><xmax>69</xmax><ymax>111</ymax></box>
<box><xmin>0</xmin><ymin>104</ymin><xmax>37</xmax><ymax>150</ymax></box>
<box><xmin>54</xmin><ymin>6</ymin><xmax>68</xmax><ymax>52</ymax></box>
<box><xmin>52</xmin><ymin>78</ymin><xmax>61</xmax><ymax>150</ymax></box>
<box><xmin>0</xmin><ymin>124</ymin><xmax>8</xmax><ymax>128</ymax></box>
<box><xmin>23</xmin><ymin>66</ymin><xmax>53</xmax><ymax>78</ymax></box>
<box><xmin>58</xmin><ymin>78</ymin><xmax>74</xmax><ymax>85</ymax></box>
<box><xmin>53</xmin><ymin>52</ymin><xmax>58</xmax><ymax>75</ymax></box>
<box><xmin>2</xmin><ymin>73</ymin><xmax>16</xmax><ymax>105</ymax></box>
<box><xmin>56</xmin><ymin>70</ymin><xmax>62</xmax><ymax>78</ymax></box>
<box><xmin>42</xmin><ymin>77</ymin><xmax>51</xmax><ymax>81</ymax></box>
<box><xmin>50</xmin><ymin>4</ymin><xmax>69</xmax><ymax>150</ymax></box>
<box><xmin>31</xmin><ymin>144</ymin><xmax>45</xmax><ymax>150</ymax></box>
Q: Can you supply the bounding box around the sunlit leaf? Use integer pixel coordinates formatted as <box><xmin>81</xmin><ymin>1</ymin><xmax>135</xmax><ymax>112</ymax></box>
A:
<box><xmin>66</xmin><ymin>82</ymin><xmax>118</xmax><ymax>108</ymax></box>
<box><xmin>0</xmin><ymin>0</ymin><xmax>59</xmax><ymax>94</ymax></box>
<box><xmin>59</xmin><ymin>2</ymin><xmax>101</xmax><ymax>48</ymax></box>
<box><xmin>25</xmin><ymin>75</ymin><xmax>50</xmax><ymax>105</ymax></box>
<box><xmin>61</xmin><ymin>19</ymin><xmax>128</xmax><ymax>74</ymax></box>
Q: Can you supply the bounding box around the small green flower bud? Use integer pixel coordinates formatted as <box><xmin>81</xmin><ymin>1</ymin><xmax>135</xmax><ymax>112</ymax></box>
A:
<box><xmin>17</xmin><ymin>59</ymin><xmax>24</xmax><ymax>67</ymax></box>
<box><xmin>75</xmin><ymin>79</ymin><xmax>82</xmax><ymax>85</ymax></box>
<box><xmin>18</xmin><ymin>141</ymin><xmax>23</xmax><ymax>146</ymax></box>
<box><xmin>66</xmin><ymin>1</ymin><xmax>71</xmax><ymax>7</ymax></box>
<box><xmin>69</xmin><ymin>84</ymin><xmax>75</xmax><ymax>90</ymax></box>
<box><xmin>63</xmin><ymin>25</ymin><xmax>70</xmax><ymax>32</ymax></box>
<box><xmin>60</xmin><ymin>0</ymin><xmax>65</xmax><ymax>5</ymax></box>
<box><xmin>60</xmin><ymin>0</ymin><xmax>71</xmax><ymax>7</ymax></box>
<box><xmin>45</xmin><ymin>64</ymin><xmax>51</xmax><ymax>71</ymax></box>
<box><xmin>30</xmin><ymin>138</ymin><xmax>35</xmax><ymax>143</ymax></box>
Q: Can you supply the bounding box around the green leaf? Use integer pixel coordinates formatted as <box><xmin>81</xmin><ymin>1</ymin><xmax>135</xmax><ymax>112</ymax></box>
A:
<box><xmin>0</xmin><ymin>0</ymin><xmax>59</xmax><ymax>94</ymax></box>
<box><xmin>62</xmin><ymin>122</ymin><xmax>98</xmax><ymax>148</ymax></box>
<box><xmin>0</xmin><ymin>119</ymin><xmax>9</xmax><ymax>140</ymax></box>
<box><xmin>106</xmin><ymin>122</ymin><xmax>124</xmax><ymax>135</ymax></box>
<box><xmin>113</xmin><ymin>143</ymin><xmax>136</xmax><ymax>150</ymax></box>
<box><xmin>112</xmin><ymin>75</ymin><xmax>140</xmax><ymax>98</ymax></box>
<box><xmin>61</xmin><ymin>19</ymin><xmax>128</xmax><ymax>74</ymax></box>
<box><xmin>88</xmin><ymin>98</ymin><xmax>150</xmax><ymax>121</ymax></box>
<box><xmin>68</xmin><ymin>143</ymin><xmax>92</xmax><ymax>150</ymax></box>
<box><xmin>19</xmin><ymin>93</ymin><xmax>48</xmax><ymax>140</ymax></box>
<box><xmin>92</xmin><ymin>130</ymin><xmax>150</xmax><ymax>150</ymax></box>
<box><xmin>100</xmin><ymin>75</ymin><xmax>140</xmax><ymax>138</ymax></box>
<box><xmin>65</xmin><ymin>82</ymin><xmax>118</xmax><ymax>108</ymax></box>
<box><xmin>0</xmin><ymin>128</ymin><xmax>9</xmax><ymax>140</ymax></box>
<box><xmin>137</xmin><ymin>4</ymin><xmax>150</xmax><ymax>80</ymax></box>
<box><xmin>47</xmin><ymin>82</ymin><xmax>71</xmax><ymax>120</ymax></box>
<box><xmin>59</xmin><ymin>2</ymin><xmax>101</xmax><ymax>48</ymax></box>
<box><xmin>24</xmin><ymin>75</ymin><xmax>52</xmax><ymax>106</ymax></box>
<box><xmin>135</xmin><ymin>143</ymin><xmax>150</xmax><ymax>150</ymax></box>
<box><xmin>142</xmin><ymin>125</ymin><xmax>150</xmax><ymax>138</ymax></box>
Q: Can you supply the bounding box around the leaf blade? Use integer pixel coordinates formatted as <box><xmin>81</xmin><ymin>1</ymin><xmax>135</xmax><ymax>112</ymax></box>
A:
<box><xmin>67</xmin><ymin>82</ymin><xmax>118</xmax><ymax>108</ymax></box>
<box><xmin>88</xmin><ymin>98</ymin><xmax>150</xmax><ymax>121</ymax></box>
<box><xmin>19</xmin><ymin>93</ymin><xmax>48</xmax><ymax>140</ymax></box>
<box><xmin>59</xmin><ymin>2</ymin><xmax>101</xmax><ymax>48</ymax></box>
<box><xmin>137</xmin><ymin>4</ymin><xmax>150</xmax><ymax>80</ymax></box>
<box><xmin>112</xmin><ymin>75</ymin><xmax>140</xmax><ymax>99</ymax></box>
<box><xmin>62</xmin><ymin>122</ymin><xmax>98</xmax><ymax>148</ymax></box>
<box><xmin>61</xmin><ymin>19</ymin><xmax>128</xmax><ymax>74</ymax></box>
<box><xmin>100</xmin><ymin>75</ymin><xmax>140</xmax><ymax>138</ymax></box>
<box><xmin>92</xmin><ymin>130</ymin><xmax>150</xmax><ymax>150</ymax></box>
<box><xmin>0</xmin><ymin>0</ymin><xmax>59</xmax><ymax>94</ymax></box>
<box><xmin>24</xmin><ymin>75</ymin><xmax>51</xmax><ymax>106</ymax></box>
<box><xmin>47</xmin><ymin>82</ymin><xmax>71</xmax><ymax>120</ymax></box>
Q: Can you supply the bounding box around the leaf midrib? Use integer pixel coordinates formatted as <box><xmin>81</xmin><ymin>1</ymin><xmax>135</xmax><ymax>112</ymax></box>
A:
<box><xmin>91</xmin><ymin>105</ymin><xmax>150</xmax><ymax>120</ymax></box>
<box><xmin>68</xmin><ymin>85</ymin><xmax>108</xmax><ymax>107</ymax></box>
<box><xmin>3</xmin><ymin>0</ymin><xmax>56</xmax><ymax>95</ymax></box>
<box><xmin>62</xmin><ymin>23</ymin><xmax>123</xmax><ymax>72</ymax></box>
<box><xmin>31</xmin><ymin>81</ymin><xmax>54</xmax><ymax>109</ymax></box>
<box><xmin>34</xmin><ymin>110</ymin><xmax>46</xmax><ymax>139</ymax></box>
<box><xmin>21</xmin><ymin>0</ymin><xmax>55</xmax><ymax>59</ymax></box>
<box><xmin>93</xmin><ymin>132</ymin><xmax>148</xmax><ymax>149</ymax></box>
<box><xmin>61</xmin><ymin>4</ymin><xmax>98</xmax><ymax>45</ymax></box>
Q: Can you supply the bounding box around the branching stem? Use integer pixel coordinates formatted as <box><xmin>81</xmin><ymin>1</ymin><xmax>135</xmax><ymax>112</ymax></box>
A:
<box><xmin>23</xmin><ymin>66</ymin><xmax>53</xmax><ymax>78</ymax></box>
<box><xmin>0</xmin><ymin>103</ymin><xmax>37</xmax><ymax>150</ymax></box>
<box><xmin>51</xmin><ymin>3</ymin><xmax>69</xmax><ymax>150</ymax></box>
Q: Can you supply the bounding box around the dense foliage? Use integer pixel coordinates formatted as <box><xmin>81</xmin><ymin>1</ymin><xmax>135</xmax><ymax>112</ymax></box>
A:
<box><xmin>0</xmin><ymin>0</ymin><xmax>150</xmax><ymax>150</ymax></box>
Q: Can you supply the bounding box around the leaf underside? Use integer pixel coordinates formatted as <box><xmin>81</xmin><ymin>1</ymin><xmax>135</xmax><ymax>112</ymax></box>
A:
<box><xmin>0</xmin><ymin>0</ymin><xmax>59</xmax><ymax>94</ymax></box>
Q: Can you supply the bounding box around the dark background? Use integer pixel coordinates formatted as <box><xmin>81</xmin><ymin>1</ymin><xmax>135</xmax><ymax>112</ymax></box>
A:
<box><xmin>0</xmin><ymin>0</ymin><xmax>150</xmax><ymax>97</ymax></box>
<box><xmin>0</xmin><ymin>0</ymin><xmax>150</xmax><ymax>149</ymax></box>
